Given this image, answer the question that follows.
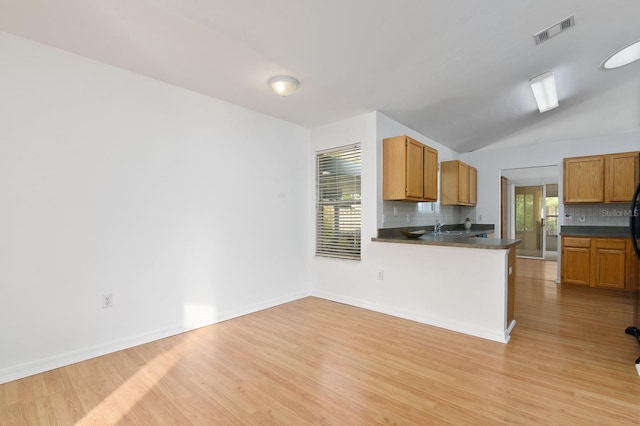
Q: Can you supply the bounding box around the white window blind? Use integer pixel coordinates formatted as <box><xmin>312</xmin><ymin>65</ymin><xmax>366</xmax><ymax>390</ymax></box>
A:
<box><xmin>316</xmin><ymin>144</ymin><xmax>361</xmax><ymax>260</ymax></box>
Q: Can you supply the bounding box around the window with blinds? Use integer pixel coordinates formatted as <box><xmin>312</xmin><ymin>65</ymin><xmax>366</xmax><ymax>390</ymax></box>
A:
<box><xmin>316</xmin><ymin>144</ymin><xmax>361</xmax><ymax>260</ymax></box>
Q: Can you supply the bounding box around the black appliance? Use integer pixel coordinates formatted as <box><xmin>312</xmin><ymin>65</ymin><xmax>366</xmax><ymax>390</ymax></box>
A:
<box><xmin>624</xmin><ymin>161</ymin><xmax>640</xmax><ymax>372</ymax></box>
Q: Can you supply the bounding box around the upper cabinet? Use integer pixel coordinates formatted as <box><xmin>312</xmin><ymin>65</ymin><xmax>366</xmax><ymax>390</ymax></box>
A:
<box><xmin>563</xmin><ymin>156</ymin><xmax>605</xmax><ymax>203</ymax></box>
<box><xmin>563</xmin><ymin>151</ymin><xmax>639</xmax><ymax>203</ymax></box>
<box><xmin>383</xmin><ymin>135</ymin><xmax>438</xmax><ymax>202</ymax></box>
<box><xmin>469</xmin><ymin>165</ymin><xmax>478</xmax><ymax>205</ymax></box>
<box><xmin>423</xmin><ymin>145</ymin><xmax>438</xmax><ymax>201</ymax></box>
<box><xmin>440</xmin><ymin>160</ymin><xmax>477</xmax><ymax>206</ymax></box>
<box><xmin>606</xmin><ymin>152</ymin><xmax>639</xmax><ymax>202</ymax></box>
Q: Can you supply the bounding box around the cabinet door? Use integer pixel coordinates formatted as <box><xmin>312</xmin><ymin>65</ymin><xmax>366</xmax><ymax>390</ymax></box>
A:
<box><xmin>458</xmin><ymin>161</ymin><xmax>470</xmax><ymax>204</ymax></box>
<box><xmin>382</xmin><ymin>136</ymin><xmax>407</xmax><ymax>200</ymax></box>
<box><xmin>423</xmin><ymin>146</ymin><xmax>438</xmax><ymax>201</ymax></box>
<box><xmin>406</xmin><ymin>138</ymin><xmax>424</xmax><ymax>199</ymax></box>
<box><xmin>469</xmin><ymin>166</ymin><xmax>477</xmax><ymax>205</ymax></box>
<box><xmin>563</xmin><ymin>156</ymin><xmax>605</xmax><ymax>203</ymax></box>
<box><xmin>606</xmin><ymin>152</ymin><xmax>639</xmax><ymax>203</ymax></box>
<box><xmin>593</xmin><ymin>239</ymin><xmax>626</xmax><ymax>289</ymax></box>
<box><xmin>562</xmin><ymin>237</ymin><xmax>590</xmax><ymax>286</ymax></box>
<box><xmin>562</xmin><ymin>245</ymin><xmax>591</xmax><ymax>286</ymax></box>
<box><xmin>439</xmin><ymin>161</ymin><xmax>458</xmax><ymax>205</ymax></box>
<box><xmin>593</xmin><ymin>249</ymin><xmax>626</xmax><ymax>289</ymax></box>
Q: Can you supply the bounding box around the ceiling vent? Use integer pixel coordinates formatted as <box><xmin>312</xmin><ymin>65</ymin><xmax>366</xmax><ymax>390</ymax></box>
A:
<box><xmin>533</xmin><ymin>15</ymin><xmax>575</xmax><ymax>45</ymax></box>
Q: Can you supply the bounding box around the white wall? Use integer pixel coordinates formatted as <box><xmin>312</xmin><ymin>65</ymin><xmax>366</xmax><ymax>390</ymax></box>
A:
<box><xmin>462</xmin><ymin>132</ymin><xmax>640</xmax><ymax>236</ymax></box>
<box><xmin>0</xmin><ymin>33</ymin><xmax>311</xmax><ymax>383</ymax></box>
<box><xmin>308</xmin><ymin>112</ymin><xmax>378</xmax><ymax>306</ymax></box>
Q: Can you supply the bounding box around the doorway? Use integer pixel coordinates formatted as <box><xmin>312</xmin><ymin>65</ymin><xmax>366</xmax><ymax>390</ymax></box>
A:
<box><xmin>501</xmin><ymin>165</ymin><xmax>560</xmax><ymax>262</ymax></box>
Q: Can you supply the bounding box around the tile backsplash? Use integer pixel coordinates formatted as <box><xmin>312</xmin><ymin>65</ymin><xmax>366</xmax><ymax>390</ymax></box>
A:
<box><xmin>382</xmin><ymin>202</ymin><xmax>631</xmax><ymax>229</ymax></box>
<box><xmin>563</xmin><ymin>204</ymin><xmax>633</xmax><ymax>227</ymax></box>
<box><xmin>382</xmin><ymin>201</ymin><xmax>476</xmax><ymax>229</ymax></box>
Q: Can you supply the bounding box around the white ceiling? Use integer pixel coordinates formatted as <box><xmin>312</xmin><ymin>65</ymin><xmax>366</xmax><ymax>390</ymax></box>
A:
<box><xmin>2</xmin><ymin>0</ymin><xmax>639</xmax><ymax>153</ymax></box>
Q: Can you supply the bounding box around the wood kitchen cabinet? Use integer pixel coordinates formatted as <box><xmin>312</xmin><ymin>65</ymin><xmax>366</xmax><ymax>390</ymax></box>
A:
<box><xmin>423</xmin><ymin>145</ymin><xmax>438</xmax><ymax>201</ymax></box>
<box><xmin>383</xmin><ymin>135</ymin><xmax>438</xmax><ymax>202</ymax></box>
<box><xmin>606</xmin><ymin>151</ymin><xmax>639</xmax><ymax>202</ymax></box>
<box><xmin>593</xmin><ymin>239</ymin><xmax>626</xmax><ymax>289</ymax></box>
<box><xmin>561</xmin><ymin>235</ymin><xmax>633</xmax><ymax>290</ymax></box>
<box><xmin>469</xmin><ymin>166</ymin><xmax>477</xmax><ymax>205</ymax></box>
<box><xmin>563</xmin><ymin>151</ymin><xmax>639</xmax><ymax>203</ymax></box>
<box><xmin>440</xmin><ymin>160</ymin><xmax>477</xmax><ymax>206</ymax></box>
<box><xmin>563</xmin><ymin>156</ymin><xmax>605</xmax><ymax>203</ymax></box>
<box><xmin>561</xmin><ymin>237</ymin><xmax>591</xmax><ymax>286</ymax></box>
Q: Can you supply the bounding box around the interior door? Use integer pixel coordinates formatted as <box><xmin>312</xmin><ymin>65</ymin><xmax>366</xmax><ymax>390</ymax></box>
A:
<box><xmin>515</xmin><ymin>185</ymin><xmax>544</xmax><ymax>258</ymax></box>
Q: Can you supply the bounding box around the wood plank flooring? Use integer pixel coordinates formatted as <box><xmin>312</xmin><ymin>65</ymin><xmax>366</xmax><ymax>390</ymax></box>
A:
<box><xmin>2</xmin><ymin>258</ymin><xmax>640</xmax><ymax>424</ymax></box>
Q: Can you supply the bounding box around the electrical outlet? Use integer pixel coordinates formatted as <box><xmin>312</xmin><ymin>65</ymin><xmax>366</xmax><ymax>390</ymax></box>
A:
<box><xmin>377</xmin><ymin>269</ymin><xmax>384</xmax><ymax>280</ymax></box>
<box><xmin>102</xmin><ymin>293</ymin><xmax>113</xmax><ymax>308</ymax></box>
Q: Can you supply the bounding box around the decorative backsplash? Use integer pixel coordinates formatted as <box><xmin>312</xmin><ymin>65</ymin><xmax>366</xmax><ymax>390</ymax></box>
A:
<box><xmin>563</xmin><ymin>204</ymin><xmax>633</xmax><ymax>227</ymax></box>
<box><xmin>382</xmin><ymin>201</ymin><xmax>476</xmax><ymax>229</ymax></box>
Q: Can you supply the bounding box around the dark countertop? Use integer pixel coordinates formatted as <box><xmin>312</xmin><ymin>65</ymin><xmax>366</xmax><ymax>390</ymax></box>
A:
<box><xmin>560</xmin><ymin>226</ymin><xmax>631</xmax><ymax>238</ymax></box>
<box><xmin>372</xmin><ymin>225</ymin><xmax>520</xmax><ymax>250</ymax></box>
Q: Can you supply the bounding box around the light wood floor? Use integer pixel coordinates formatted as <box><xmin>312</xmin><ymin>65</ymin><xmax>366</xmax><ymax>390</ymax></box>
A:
<box><xmin>2</xmin><ymin>259</ymin><xmax>640</xmax><ymax>424</ymax></box>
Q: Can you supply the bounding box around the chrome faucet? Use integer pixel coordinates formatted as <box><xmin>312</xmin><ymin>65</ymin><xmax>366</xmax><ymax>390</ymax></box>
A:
<box><xmin>434</xmin><ymin>221</ymin><xmax>445</xmax><ymax>233</ymax></box>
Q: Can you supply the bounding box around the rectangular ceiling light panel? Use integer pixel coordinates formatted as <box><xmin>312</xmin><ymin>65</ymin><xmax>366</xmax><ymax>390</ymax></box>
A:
<box><xmin>530</xmin><ymin>71</ymin><xmax>559</xmax><ymax>113</ymax></box>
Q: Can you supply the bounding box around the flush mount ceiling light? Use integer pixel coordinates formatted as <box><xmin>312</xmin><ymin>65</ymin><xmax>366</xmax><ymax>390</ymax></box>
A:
<box><xmin>529</xmin><ymin>71</ymin><xmax>559</xmax><ymax>113</ymax></box>
<box><xmin>601</xmin><ymin>39</ymin><xmax>640</xmax><ymax>69</ymax></box>
<box><xmin>268</xmin><ymin>75</ymin><xmax>299</xmax><ymax>96</ymax></box>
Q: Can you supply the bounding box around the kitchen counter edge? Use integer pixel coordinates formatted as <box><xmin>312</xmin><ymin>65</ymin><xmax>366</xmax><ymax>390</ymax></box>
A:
<box><xmin>371</xmin><ymin>235</ymin><xmax>521</xmax><ymax>250</ymax></box>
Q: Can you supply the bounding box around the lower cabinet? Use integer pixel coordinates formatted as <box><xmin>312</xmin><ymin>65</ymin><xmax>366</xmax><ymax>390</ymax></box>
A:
<box><xmin>562</xmin><ymin>237</ymin><xmax>591</xmax><ymax>286</ymax></box>
<box><xmin>561</xmin><ymin>236</ymin><xmax>631</xmax><ymax>290</ymax></box>
<box><xmin>593</xmin><ymin>239</ymin><xmax>627</xmax><ymax>289</ymax></box>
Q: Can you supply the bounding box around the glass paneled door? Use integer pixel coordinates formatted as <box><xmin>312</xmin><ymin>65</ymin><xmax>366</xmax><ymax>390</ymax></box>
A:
<box><xmin>544</xmin><ymin>184</ymin><xmax>559</xmax><ymax>260</ymax></box>
<box><xmin>515</xmin><ymin>185</ymin><xmax>544</xmax><ymax>258</ymax></box>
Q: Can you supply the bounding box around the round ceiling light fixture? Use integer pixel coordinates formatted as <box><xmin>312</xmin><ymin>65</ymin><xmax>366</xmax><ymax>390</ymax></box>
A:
<box><xmin>601</xmin><ymin>39</ymin><xmax>640</xmax><ymax>69</ymax></box>
<box><xmin>268</xmin><ymin>75</ymin><xmax>299</xmax><ymax>96</ymax></box>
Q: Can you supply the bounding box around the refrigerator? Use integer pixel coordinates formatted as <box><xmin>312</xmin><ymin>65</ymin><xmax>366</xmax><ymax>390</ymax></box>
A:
<box><xmin>625</xmin><ymin>162</ymin><xmax>640</xmax><ymax>373</ymax></box>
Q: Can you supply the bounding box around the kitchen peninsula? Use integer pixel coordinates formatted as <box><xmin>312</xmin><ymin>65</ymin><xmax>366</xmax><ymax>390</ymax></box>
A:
<box><xmin>371</xmin><ymin>227</ymin><xmax>520</xmax><ymax>343</ymax></box>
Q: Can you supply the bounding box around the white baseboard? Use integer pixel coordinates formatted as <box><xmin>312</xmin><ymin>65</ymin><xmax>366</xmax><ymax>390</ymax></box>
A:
<box><xmin>0</xmin><ymin>291</ymin><xmax>309</xmax><ymax>385</ymax></box>
<box><xmin>310</xmin><ymin>290</ymin><xmax>509</xmax><ymax>344</ymax></box>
